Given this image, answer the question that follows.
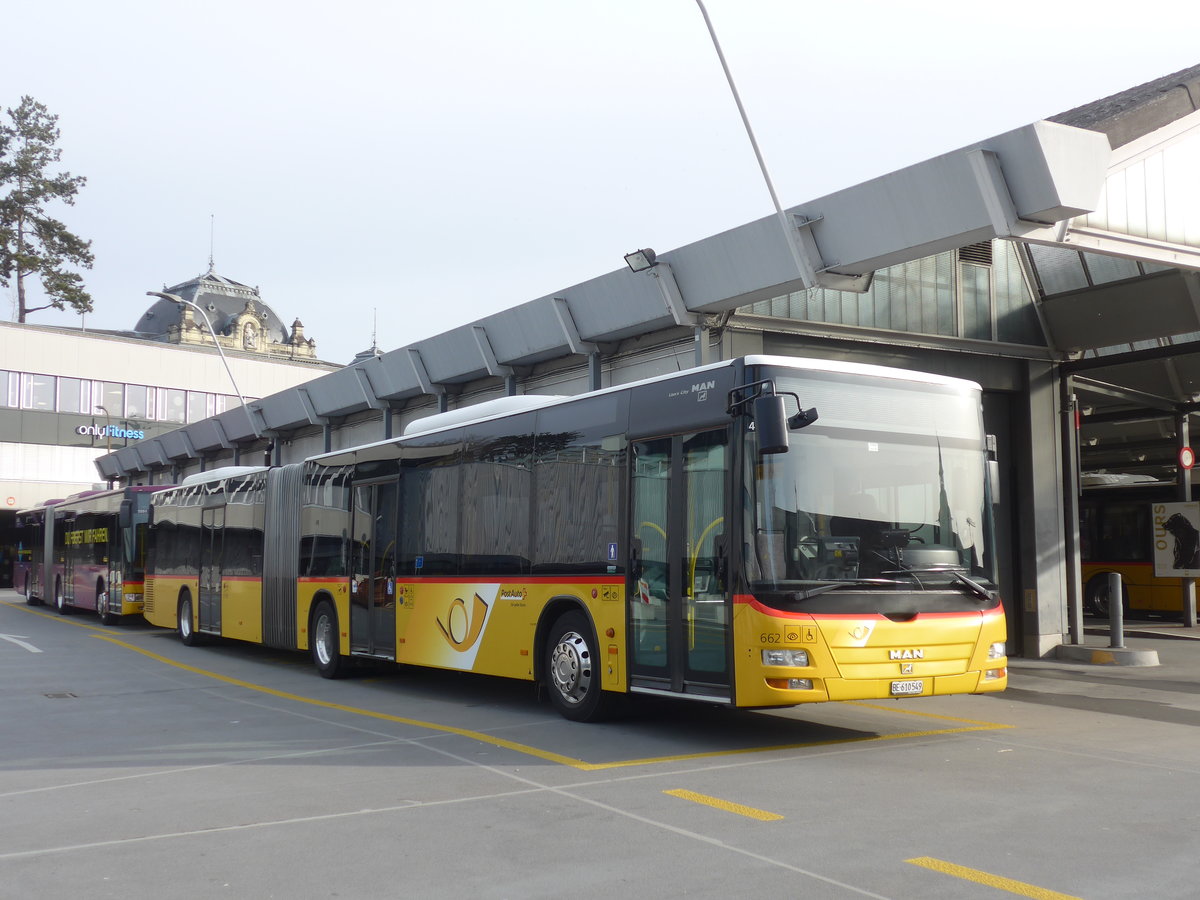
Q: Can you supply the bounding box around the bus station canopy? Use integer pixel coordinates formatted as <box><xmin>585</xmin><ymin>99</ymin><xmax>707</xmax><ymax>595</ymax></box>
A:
<box><xmin>96</xmin><ymin>65</ymin><xmax>1200</xmax><ymax>483</ymax></box>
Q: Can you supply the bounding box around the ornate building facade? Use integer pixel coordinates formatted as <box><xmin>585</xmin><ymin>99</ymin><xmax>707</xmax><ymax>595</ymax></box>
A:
<box><xmin>135</xmin><ymin>267</ymin><xmax>319</xmax><ymax>362</ymax></box>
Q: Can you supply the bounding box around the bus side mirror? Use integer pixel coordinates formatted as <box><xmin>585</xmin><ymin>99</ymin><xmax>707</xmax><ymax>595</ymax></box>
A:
<box><xmin>986</xmin><ymin>434</ymin><xmax>1000</xmax><ymax>505</ymax></box>
<box><xmin>118</xmin><ymin>499</ymin><xmax>133</xmax><ymax>529</ymax></box>
<box><xmin>754</xmin><ymin>394</ymin><xmax>790</xmax><ymax>454</ymax></box>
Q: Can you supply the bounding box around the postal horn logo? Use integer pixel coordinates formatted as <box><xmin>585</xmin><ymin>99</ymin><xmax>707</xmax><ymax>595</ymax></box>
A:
<box><xmin>437</xmin><ymin>593</ymin><xmax>490</xmax><ymax>651</ymax></box>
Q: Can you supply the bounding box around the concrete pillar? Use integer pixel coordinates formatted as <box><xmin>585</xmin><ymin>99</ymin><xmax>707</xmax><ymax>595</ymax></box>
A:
<box><xmin>1017</xmin><ymin>360</ymin><xmax>1069</xmax><ymax>657</ymax></box>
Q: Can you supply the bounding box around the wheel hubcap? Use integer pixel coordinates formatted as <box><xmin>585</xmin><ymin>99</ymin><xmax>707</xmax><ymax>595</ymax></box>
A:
<box><xmin>315</xmin><ymin>614</ymin><xmax>333</xmax><ymax>666</ymax></box>
<box><xmin>550</xmin><ymin>630</ymin><xmax>592</xmax><ymax>705</ymax></box>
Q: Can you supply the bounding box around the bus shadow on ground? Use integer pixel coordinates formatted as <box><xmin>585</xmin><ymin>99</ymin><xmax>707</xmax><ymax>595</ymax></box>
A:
<box><xmin>127</xmin><ymin>634</ymin><xmax>934</xmax><ymax>766</ymax></box>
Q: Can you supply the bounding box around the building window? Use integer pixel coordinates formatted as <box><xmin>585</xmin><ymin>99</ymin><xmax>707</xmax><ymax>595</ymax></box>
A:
<box><xmin>126</xmin><ymin>384</ymin><xmax>155</xmax><ymax>419</ymax></box>
<box><xmin>57</xmin><ymin>376</ymin><xmax>88</xmax><ymax>413</ymax></box>
<box><xmin>158</xmin><ymin>387</ymin><xmax>186</xmax><ymax>424</ymax></box>
<box><xmin>187</xmin><ymin>391</ymin><xmax>213</xmax><ymax>423</ymax></box>
<box><xmin>20</xmin><ymin>373</ymin><xmax>55</xmax><ymax>411</ymax></box>
<box><xmin>93</xmin><ymin>381</ymin><xmax>124</xmax><ymax>418</ymax></box>
<box><xmin>960</xmin><ymin>262</ymin><xmax>993</xmax><ymax>341</ymax></box>
<box><xmin>0</xmin><ymin>371</ymin><xmax>13</xmax><ymax>408</ymax></box>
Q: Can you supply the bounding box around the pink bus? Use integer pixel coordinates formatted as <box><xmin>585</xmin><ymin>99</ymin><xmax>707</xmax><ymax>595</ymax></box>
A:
<box><xmin>15</xmin><ymin>485</ymin><xmax>169</xmax><ymax>624</ymax></box>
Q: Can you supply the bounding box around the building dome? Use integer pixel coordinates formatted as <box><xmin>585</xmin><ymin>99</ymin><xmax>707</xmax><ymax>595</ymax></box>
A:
<box><xmin>134</xmin><ymin>267</ymin><xmax>292</xmax><ymax>345</ymax></box>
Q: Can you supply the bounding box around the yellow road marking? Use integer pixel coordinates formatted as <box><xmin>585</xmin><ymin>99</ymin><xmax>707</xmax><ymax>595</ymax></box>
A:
<box><xmin>95</xmin><ymin>631</ymin><xmax>1011</xmax><ymax>770</ymax></box>
<box><xmin>850</xmin><ymin>701</ymin><xmax>1014</xmax><ymax>728</ymax></box>
<box><xmin>89</xmin><ymin>632</ymin><xmax>596</xmax><ymax>768</ymax></box>
<box><xmin>5</xmin><ymin>602</ymin><xmax>111</xmax><ymax>630</ymax></box>
<box><xmin>579</xmin><ymin>722</ymin><xmax>1011</xmax><ymax>770</ymax></box>
<box><xmin>664</xmin><ymin>789</ymin><xmax>783</xmax><ymax>821</ymax></box>
<box><xmin>8</xmin><ymin>603</ymin><xmax>1013</xmax><ymax>771</ymax></box>
<box><xmin>907</xmin><ymin>857</ymin><xmax>1083</xmax><ymax>900</ymax></box>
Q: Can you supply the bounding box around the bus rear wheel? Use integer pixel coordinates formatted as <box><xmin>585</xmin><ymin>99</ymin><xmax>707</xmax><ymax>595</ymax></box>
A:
<box><xmin>178</xmin><ymin>594</ymin><xmax>200</xmax><ymax>646</ymax></box>
<box><xmin>1086</xmin><ymin>575</ymin><xmax>1129</xmax><ymax>618</ymax></box>
<box><xmin>544</xmin><ymin>611</ymin><xmax>612</xmax><ymax>722</ymax></box>
<box><xmin>55</xmin><ymin>580</ymin><xmax>69</xmax><ymax>616</ymax></box>
<box><xmin>310</xmin><ymin>600</ymin><xmax>346</xmax><ymax>679</ymax></box>
<box><xmin>24</xmin><ymin>575</ymin><xmax>37</xmax><ymax>606</ymax></box>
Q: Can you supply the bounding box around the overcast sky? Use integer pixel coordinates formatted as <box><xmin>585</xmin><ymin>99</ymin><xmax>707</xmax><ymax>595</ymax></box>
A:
<box><xmin>4</xmin><ymin>0</ymin><xmax>1197</xmax><ymax>366</ymax></box>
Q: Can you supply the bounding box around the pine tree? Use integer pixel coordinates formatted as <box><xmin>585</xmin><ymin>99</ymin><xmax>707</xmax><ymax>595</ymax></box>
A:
<box><xmin>0</xmin><ymin>96</ymin><xmax>94</xmax><ymax>322</ymax></box>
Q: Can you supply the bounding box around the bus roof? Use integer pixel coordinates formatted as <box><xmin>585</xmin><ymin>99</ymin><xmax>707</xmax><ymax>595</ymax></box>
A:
<box><xmin>179</xmin><ymin>466</ymin><xmax>268</xmax><ymax>487</ymax></box>
<box><xmin>403</xmin><ymin>394</ymin><xmax>568</xmax><ymax>437</ymax></box>
<box><xmin>746</xmin><ymin>354</ymin><xmax>982</xmax><ymax>391</ymax></box>
<box><xmin>307</xmin><ymin>354</ymin><xmax>983</xmax><ymax>469</ymax></box>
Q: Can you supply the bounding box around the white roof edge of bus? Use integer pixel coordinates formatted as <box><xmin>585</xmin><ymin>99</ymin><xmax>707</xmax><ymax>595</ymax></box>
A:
<box><xmin>179</xmin><ymin>465</ymin><xmax>269</xmax><ymax>486</ymax></box>
<box><xmin>743</xmin><ymin>355</ymin><xmax>983</xmax><ymax>392</ymax></box>
<box><xmin>403</xmin><ymin>394</ymin><xmax>569</xmax><ymax>436</ymax></box>
<box><xmin>307</xmin><ymin>358</ymin><xmax>743</xmax><ymax>465</ymax></box>
<box><xmin>308</xmin><ymin>355</ymin><xmax>980</xmax><ymax>466</ymax></box>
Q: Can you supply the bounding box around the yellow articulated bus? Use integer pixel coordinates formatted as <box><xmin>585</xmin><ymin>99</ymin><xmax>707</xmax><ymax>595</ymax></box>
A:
<box><xmin>143</xmin><ymin>355</ymin><xmax>1007</xmax><ymax>721</ymax></box>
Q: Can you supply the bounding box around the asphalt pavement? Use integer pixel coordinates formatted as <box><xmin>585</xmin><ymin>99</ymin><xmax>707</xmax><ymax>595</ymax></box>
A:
<box><xmin>1008</xmin><ymin>618</ymin><xmax>1200</xmax><ymax>723</ymax></box>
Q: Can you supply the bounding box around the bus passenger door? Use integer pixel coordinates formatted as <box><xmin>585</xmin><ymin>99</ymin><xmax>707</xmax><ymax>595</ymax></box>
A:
<box><xmin>350</xmin><ymin>481</ymin><xmax>398</xmax><ymax>658</ymax></box>
<box><xmin>59</xmin><ymin>515</ymin><xmax>76</xmax><ymax>603</ymax></box>
<box><xmin>199</xmin><ymin>506</ymin><xmax>224</xmax><ymax>634</ymax></box>
<box><xmin>629</xmin><ymin>429</ymin><xmax>730</xmax><ymax>697</ymax></box>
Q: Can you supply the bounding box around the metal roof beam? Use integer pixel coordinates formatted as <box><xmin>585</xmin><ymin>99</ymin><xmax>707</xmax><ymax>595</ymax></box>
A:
<box><xmin>297</xmin><ymin>387</ymin><xmax>328</xmax><ymax>426</ymax></box>
<box><xmin>1062</xmin><ymin>337</ymin><xmax>1200</xmax><ymax>373</ymax></box>
<box><xmin>552</xmin><ymin>297</ymin><xmax>599</xmax><ymax>355</ymax></box>
<box><xmin>472</xmin><ymin>325</ymin><xmax>514</xmax><ymax>378</ymax></box>
<box><xmin>646</xmin><ymin>262</ymin><xmax>700</xmax><ymax>327</ymax></box>
<box><xmin>1071</xmin><ymin>375</ymin><xmax>1178</xmax><ymax>411</ymax></box>
<box><xmin>407</xmin><ymin>348</ymin><xmax>445</xmax><ymax>398</ymax></box>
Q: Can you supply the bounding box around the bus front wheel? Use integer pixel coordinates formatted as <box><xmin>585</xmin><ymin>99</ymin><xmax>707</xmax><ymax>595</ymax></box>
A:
<box><xmin>24</xmin><ymin>575</ymin><xmax>37</xmax><ymax>606</ymax></box>
<box><xmin>544</xmin><ymin>611</ymin><xmax>612</xmax><ymax>722</ymax></box>
<box><xmin>178</xmin><ymin>594</ymin><xmax>200</xmax><ymax>646</ymax></box>
<box><xmin>310</xmin><ymin>600</ymin><xmax>346</xmax><ymax>679</ymax></box>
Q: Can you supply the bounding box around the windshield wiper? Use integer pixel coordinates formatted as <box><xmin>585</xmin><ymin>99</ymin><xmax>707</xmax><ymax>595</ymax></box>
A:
<box><xmin>878</xmin><ymin>565</ymin><xmax>993</xmax><ymax>601</ymax></box>
<box><xmin>795</xmin><ymin>578</ymin><xmax>908</xmax><ymax>601</ymax></box>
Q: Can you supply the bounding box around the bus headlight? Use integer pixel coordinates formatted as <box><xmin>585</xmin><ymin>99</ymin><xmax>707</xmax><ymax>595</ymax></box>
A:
<box><xmin>988</xmin><ymin>642</ymin><xmax>1006</xmax><ymax>660</ymax></box>
<box><xmin>762</xmin><ymin>648</ymin><xmax>809</xmax><ymax>667</ymax></box>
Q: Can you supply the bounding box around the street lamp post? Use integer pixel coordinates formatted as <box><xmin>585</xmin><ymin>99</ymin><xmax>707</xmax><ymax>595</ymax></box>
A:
<box><xmin>693</xmin><ymin>0</ymin><xmax>815</xmax><ymax>286</ymax></box>
<box><xmin>95</xmin><ymin>404</ymin><xmax>112</xmax><ymax>455</ymax></box>
<box><xmin>146</xmin><ymin>291</ymin><xmax>260</xmax><ymax>439</ymax></box>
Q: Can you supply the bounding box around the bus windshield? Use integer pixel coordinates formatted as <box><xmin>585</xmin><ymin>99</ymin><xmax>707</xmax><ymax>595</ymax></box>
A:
<box><xmin>744</xmin><ymin>368</ymin><xmax>996</xmax><ymax>605</ymax></box>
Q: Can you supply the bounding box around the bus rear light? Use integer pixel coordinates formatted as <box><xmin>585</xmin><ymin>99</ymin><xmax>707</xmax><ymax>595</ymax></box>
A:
<box><xmin>762</xmin><ymin>648</ymin><xmax>809</xmax><ymax>667</ymax></box>
<box><xmin>988</xmin><ymin>642</ymin><xmax>1006</xmax><ymax>660</ymax></box>
<box><xmin>766</xmin><ymin>677</ymin><xmax>813</xmax><ymax>691</ymax></box>
<box><xmin>985</xmin><ymin>667</ymin><xmax>1007</xmax><ymax>680</ymax></box>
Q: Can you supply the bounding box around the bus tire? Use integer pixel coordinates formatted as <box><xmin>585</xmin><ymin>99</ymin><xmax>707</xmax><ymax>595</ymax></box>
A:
<box><xmin>310</xmin><ymin>600</ymin><xmax>346</xmax><ymax>679</ymax></box>
<box><xmin>1085</xmin><ymin>575</ymin><xmax>1129</xmax><ymax>618</ymax></box>
<box><xmin>544</xmin><ymin>610</ymin><xmax>611</xmax><ymax>722</ymax></box>
<box><xmin>97</xmin><ymin>579</ymin><xmax>115</xmax><ymax>626</ymax></box>
<box><xmin>178</xmin><ymin>593</ymin><xmax>200</xmax><ymax>646</ymax></box>
<box><xmin>54</xmin><ymin>579</ymin><xmax>70</xmax><ymax>616</ymax></box>
<box><xmin>24</xmin><ymin>575</ymin><xmax>37</xmax><ymax>606</ymax></box>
